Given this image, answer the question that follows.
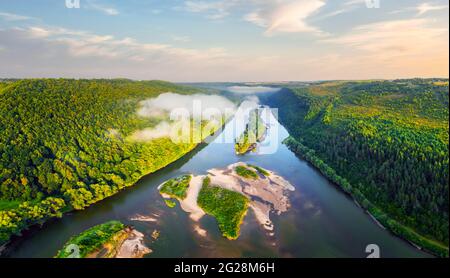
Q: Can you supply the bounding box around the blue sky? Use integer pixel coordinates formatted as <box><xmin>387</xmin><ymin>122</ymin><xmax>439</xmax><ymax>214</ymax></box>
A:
<box><xmin>0</xmin><ymin>0</ymin><xmax>448</xmax><ymax>81</ymax></box>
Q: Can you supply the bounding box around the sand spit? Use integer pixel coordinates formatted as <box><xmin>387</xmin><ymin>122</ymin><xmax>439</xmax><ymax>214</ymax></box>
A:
<box><xmin>87</xmin><ymin>227</ymin><xmax>151</xmax><ymax>258</ymax></box>
<box><xmin>116</xmin><ymin>229</ymin><xmax>152</xmax><ymax>258</ymax></box>
<box><xmin>178</xmin><ymin>175</ymin><xmax>206</xmax><ymax>221</ymax></box>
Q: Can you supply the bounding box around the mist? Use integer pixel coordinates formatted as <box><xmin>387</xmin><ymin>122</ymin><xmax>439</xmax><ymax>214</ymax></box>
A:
<box><xmin>131</xmin><ymin>92</ymin><xmax>236</xmax><ymax>142</ymax></box>
<box><xmin>227</xmin><ymin>86</ymin><xmax>281</xmax><ymax>94</ymax></box>
<box><xmin>137</xmin><ymin>92</ymin><xmax>236</xmax><ymax>118</ymax></box>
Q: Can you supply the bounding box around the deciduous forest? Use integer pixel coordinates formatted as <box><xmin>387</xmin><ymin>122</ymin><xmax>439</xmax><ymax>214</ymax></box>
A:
<box><xmin>262</xmin><ymin>79</ymin><xmax>449</xmax><ymax>256</ymax></box>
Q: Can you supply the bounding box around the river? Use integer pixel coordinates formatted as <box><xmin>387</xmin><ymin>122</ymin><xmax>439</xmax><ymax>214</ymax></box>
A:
<box><xmin>3</xmin><ymin>87</ymin><xmax>431</xmax><ymax>258</ymax></box>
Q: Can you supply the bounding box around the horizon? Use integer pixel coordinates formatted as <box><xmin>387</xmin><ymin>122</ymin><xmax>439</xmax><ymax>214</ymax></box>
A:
<box><xmin>0</xmin><ymin>77</ymin><xmax>448</xmax><ymax>83</ymax></box>
<box><xmin>0</xmin><ymin>0</ymin><xmax>449</xmax><ymax>82</ymax></box>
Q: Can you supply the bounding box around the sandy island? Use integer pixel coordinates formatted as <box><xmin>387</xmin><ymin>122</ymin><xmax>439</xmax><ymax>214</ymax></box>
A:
<box><xmin>159</xmin><ymin>162</ymin><xmax>295</xmax><ymax>238</ymax></box>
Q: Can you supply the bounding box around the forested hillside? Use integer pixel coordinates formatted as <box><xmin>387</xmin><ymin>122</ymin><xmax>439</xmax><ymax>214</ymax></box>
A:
<box><xmin>0</xmin><ymin>79</ymin><xmax>207</xmax><ymax>245</ymax></box>
<box><xmin>263</xmin><ymin>79</ymin><xmax>449</xmax><ymax>256</ymax></box>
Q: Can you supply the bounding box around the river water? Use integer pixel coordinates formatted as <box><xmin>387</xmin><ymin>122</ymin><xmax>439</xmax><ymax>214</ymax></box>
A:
<box><xmin>3</xmin><ymin>90</ymin><xmax>431</xmax><ymax>258</ymax></box>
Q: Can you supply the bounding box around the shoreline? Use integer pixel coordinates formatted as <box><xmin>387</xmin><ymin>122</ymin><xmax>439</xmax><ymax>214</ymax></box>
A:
<box><xmin>0</xmin><ymin>118</ymin><xmax>231</xmax><ymax>256</ymax></box>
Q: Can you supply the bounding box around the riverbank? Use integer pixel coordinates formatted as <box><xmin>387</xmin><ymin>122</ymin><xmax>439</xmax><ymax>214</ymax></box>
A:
<box><xmin>0</xmin><ymin>118</ymin><xmax>230</xmax><ymax>254</ymax></box>
<box><xmin>284</xmin><ymin>136</ymin><xmax>448</xmax><ymax>258</ymax></box>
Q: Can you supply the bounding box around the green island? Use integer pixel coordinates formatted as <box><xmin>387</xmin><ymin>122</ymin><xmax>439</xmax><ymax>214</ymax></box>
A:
<box><xmin>235</xmin><ymin>108</ymin><xmax>267</xmax><ymax>154</ymax></box>
<box><xmin>247</xmin><ymin>164</ymin><xmax>270</xmax><ymax>176</ymax></box>
<box><xmin>197</xmin><ymin>176</ymin><xmax>249</xmax><ymax>240</ymax></box>
<box><xmin>159</xmin><ymin>174</ymin><xmax>192</xmax><ymax>200</ymax></box>
<box><xmin>0</xmin><ymin>79</ymin><xmax>222</xmax><ymax>246</ymax></box>
<box><xmin>56</xmin><ymin>220</ymin><xmax>125</xmax><ymax>258</ymax></box>
<box><xmin>235</xmin><ymin>165</ymin><xmax>259</xmax><ymax>179</ymax></box>
<box><xmin>263</xmin><ymin>79</ymin><xmax>449</xmax><ymax>257</ymax></box>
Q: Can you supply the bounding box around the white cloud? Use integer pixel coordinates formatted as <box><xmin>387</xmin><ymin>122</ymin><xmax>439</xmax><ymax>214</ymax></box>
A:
<box><xmin>86</xmin><ymin>0</ymin><xmax>119</xmax><ymax>16</ymax></box>
<box><xmin>129</xmin><ymin>122</ymin><xmax>173</xmax><ymax>142</ymax></box>
<box><xmin>0</xmin><ymin>25</ymin><xmax>252</xmax><ymax>81</ymax></box>
<box><xmin>171</xmin><ymin>35</ymin><xmax>191</xmax><ymax>43</ymax></box>
<box><xmin>131</xmin><ymin>93</ymin><xmax>236</xmax><ymax>142</ymax></box>
<box><xmin>243</xmin><ymin>0</ymin><xmax>325</xmax><ymax>35</ymax></box>
<box><xmin>320</xmin><ymin>19</ymin><xmax>449</xmax><ymax>77</ymax></box>
<box><xmin>0</xmin><ymin>12</ymin><xmax>35</xmax><ymax>21</ymax></box>
<box><xmin>183</xmin><ymin>0</ymin><xmax>239</xmax><ymax>19</ymax></box>
<box><xmin>322</xmin><ymin>19</ymin><xmax>447</xmax><ymax>56</ymax></box>
<box><xmin>137</xmin><ymin>92</ymin><xmax>236</xmax><ymax>117</ymax></box>
<box><xmin>416</xmin><ymin>2</ymin><xmax>449</xmax><ymax>15</ymax></box>
<box><xmin>183</xmin><ymin>0</ymin><xmax>325</xmax><ymax>34</ymax></box>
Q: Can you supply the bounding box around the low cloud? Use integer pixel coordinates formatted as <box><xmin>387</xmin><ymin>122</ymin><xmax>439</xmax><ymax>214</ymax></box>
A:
<box><xmin>227</xmin><ymin>86</ymin><xmax>280</xmax><ymax>94</ymax></box>
<box><xmin>131</xmin><ymin>93</ymin><xmax>236</xmax><ymax>142</ymax></box>
<box><xmin>137</xmin><ymin>92</ymin><xmax>236</xmax><ymax>117</ymax></box>
<box><xmin>129</xmin><ymin>122</ymin><xmax>172</xmax><ymax>142</ymax></box>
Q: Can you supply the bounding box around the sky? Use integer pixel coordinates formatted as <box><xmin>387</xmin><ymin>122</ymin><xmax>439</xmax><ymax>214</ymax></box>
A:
<box><xmin>0</xmin><ymin>0</ymin><xmax>448</xmax><ymax>82</ymax></box>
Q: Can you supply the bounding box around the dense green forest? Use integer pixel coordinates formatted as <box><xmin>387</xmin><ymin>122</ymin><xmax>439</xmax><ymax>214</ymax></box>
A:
<box><xmin>263</xmin><ymin>79</ymin><xmax>449</xmax><ymax>256</ymax></box>
<box><xmin>0</xmin><ymin>79</ymin><xmax>210</xmax><ymax>245</ymax></box>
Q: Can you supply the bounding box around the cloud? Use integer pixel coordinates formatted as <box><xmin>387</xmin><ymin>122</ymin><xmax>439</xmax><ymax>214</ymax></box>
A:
<box><xmin>243</xmin><ymin>0</ymin><xmax>325</xmax><ymax>35</ymax></box>
<box><xmin>318</xmin><ymin>18</ymin><xmax>448</xmax><ymax>78</ymax></box>
<box><xmin>129</xmin><ymin>122</ymin><xmax>173</xmax><ymax>142</ymax></box>
<box><xmin>322</xmin><ymin>19</ymin><xmax>448</xmax><ymax>57</ymax></box>
<box><xmin>416</xmin><ymin>2</ymin><xmax>449</xmax><ymax>15</ymax></box>
<box><xmin>0</xmin><ymin>12</ymin><xmax>35</xmax><ymax>21</ymax></box>
<box><xmin>183</xmin><ymin>0</ymin><xmax>239</xmax><ymax>19</ymax></box>
<box><xmin>0</xmin><ymin>26</ymin><xmax>244</xmax><ymax>81</ymax></box>
<box><xmin>137</xmin><ymin>92</ymin><xmax>236</xmax><ymax>118</ymax></box>
<box><xmin>227</xmin><ymin>86</ymin><xmax>281</xmax><ymax>94</ymax></box>
<box><xmin>171</xmin><ymin>35</ymin><xmax>191</xmax><ymax>43</ymax></box>
<box><xmin>131</xmin><ymin>93</ymin><xmax>236</xmax><ymax>142</ymax></box>
<box><xmin>183</xmin><ymin>0</ymin><xmax>325</xmax><ymax>34</ymax></box>
<box><xmin>86</xmin><ymin>0</ymin><xmax>119</xmax><ymax>16</ymax></box>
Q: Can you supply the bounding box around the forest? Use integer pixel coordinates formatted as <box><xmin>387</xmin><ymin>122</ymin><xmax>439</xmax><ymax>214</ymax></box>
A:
<box><xmin>197</xmin><ymin>176</ymin><xmax>249</xmax><ymax>240</ymax></box>
<box><xmin>0</xmin><ymin>79</ymin><xmax>209</xmax><ymax>245</ymax></box>
<box><xmin>262</xmin><ymin>79</ymin><xmax>449</xmax><ymax>257</ymax></box>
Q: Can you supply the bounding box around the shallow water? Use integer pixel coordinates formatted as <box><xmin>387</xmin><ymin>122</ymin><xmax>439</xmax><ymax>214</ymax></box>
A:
<box><xmin>3</xmin><ymin>93</ymin><xmax>431</xmax><ymax>258</ymax></box>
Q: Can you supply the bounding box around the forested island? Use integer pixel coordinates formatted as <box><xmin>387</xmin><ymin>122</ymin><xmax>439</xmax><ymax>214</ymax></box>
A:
<box><xmin>56</xmin><ymin>220</ymin><xmax>150</xmax><ymax>258</ymax></box>
<box><xmin>235</xmin><ymin>108</ymin><xmax>267</xmax><ymax>154</ymax></box>
<box><xmin>0</xmin><ymin>79</ymin><xmax>224</xmax><ymax>247</ymax></box>
<box><xmin>262</xmin><ymin>79</ymin><xmax>449</xmax><ymax>257</ymax></box>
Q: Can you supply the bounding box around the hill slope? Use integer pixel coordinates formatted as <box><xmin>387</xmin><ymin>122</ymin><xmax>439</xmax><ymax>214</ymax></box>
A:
<box><xmin>263</xmin><ymin>79</ymin><xmax>449</xmax><ymax>256</ymax></box>
<box><xmin>0</xmin><ymin>79</ymin><xmax>209</xmax><ymax>245</ymax></box>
